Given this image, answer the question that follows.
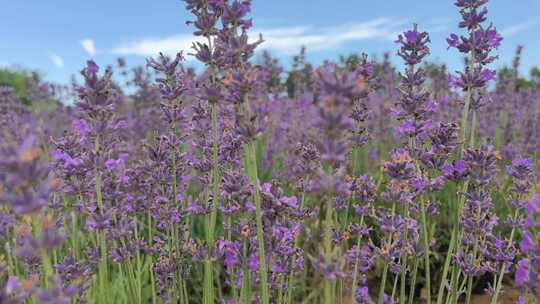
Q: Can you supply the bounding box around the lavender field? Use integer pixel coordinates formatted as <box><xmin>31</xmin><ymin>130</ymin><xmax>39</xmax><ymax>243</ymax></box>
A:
<box><xmin>2</xmin><ymin>0</ymin><xmax>540</xmax><ymax>303</ymax></box>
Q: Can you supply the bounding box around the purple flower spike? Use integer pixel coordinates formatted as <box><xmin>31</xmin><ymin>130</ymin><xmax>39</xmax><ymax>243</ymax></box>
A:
<box><xmin>447</xmin><ymin>33</ymin><xmax>460</xmax><ymax>48</ymax></box>
<box><xmin>86</xmin><ymin>60</ymin><xmax>99</xmax><ymax>75</ymax></box>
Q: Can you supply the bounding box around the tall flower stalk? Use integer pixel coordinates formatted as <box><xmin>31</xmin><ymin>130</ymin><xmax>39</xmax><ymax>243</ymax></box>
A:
<box><xmin>244</xmin><ymin>140</ymin><xmax>270</xmax><ymax>304</ymax></box>
<box><xmin>184</xmin><ymin>1</ymin><xmax>264</xmax><ymax>303</ymax></box>
<box><xmin>183</xmin><ymin>3</ymin><xmax>222</xmax><ymax>303</ymax></box>
<box><xmin>74</xmin><ymin>61</ymin><xmax>122</xmax><ymax>304</ymax></box>
<box><xmin>438</xmin><ymin>1</ymin><xmax>502</xmax><ymax>303</ymax></box>
<box><xmin>374</xmin><ymin>24</ymin><xmax>447</xmax><ymax>304</ymax></box>
<box><xmin>310</xmin><ymin>62</ymin><xmax>371</xmax><ymax>303</ymax></box>
<box><xmin>147</xmin><ymin>51</ymin><xmax>189</xmax><ymax>302</ymax></box>
<box><xmin>490</xmin><ymin>156</ymin><xmax>535</xmax><ymax>303</ymax></box>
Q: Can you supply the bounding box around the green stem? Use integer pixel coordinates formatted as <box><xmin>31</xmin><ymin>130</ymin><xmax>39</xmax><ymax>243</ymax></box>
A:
<box><xmin>242</xmin><ymin>239</ymin><xmax>251</xmax><ymax>304</ymax></box>
<box><xmin>209</xmin><ymin>102</ymin><xmax>221</xmax><ymax>237</ymax></box>
<box><xmin>93</xmin><ymin>135</ymin><xmax>109</xmax><ymax>304</ymax></box>
<box><xmin>203</xmin><ymin>102</ymin><xmax>220</xmax><ymax>304</ymax></box>
<box><xmin>436</xmin><ymin>226</ymin><xmax>456</xmax><ymax>304</ymax></box>
<box><xmin>377</xmin><ymin>259</ymin><xmax>389</xmax><ymax>303</ymax></box>
<box><xmin>203</xmin><ymin>259</ymin><xmax>214</xmax><ymax>304</ymax></box>
<box><xmin>150</xmin><ymin>262</ymin><xmax>157</xmax><ymax>304</ymax></box>
<box><xmin>201</xmin><ymin>31</ymin><xmax>220</xmax><ymax>304</ymax></box>
<box><xmin>324</xmin><ymin>191</ymin><xmax>334</xmax><ymax>304</ymax></box>
<box><xmin>70</xmin><ymin>210</ymin><xmax>79</xmax><ymax>258</ymax></box>
<box><xmin>171</xmin><ymin>126</ymin><xmax>178</xmax><ymax>214</ymax></box>
<box><xmin>464</xmin><ymin>231</ymin><xmax>480</xmax><ymax>302</ymax></box>
<box><xmin>5</xmin><ymin>241</ymin><xmax>15</xmax><ymax>276</ymax></box>
<box><xmin>408</xmin><ymin>258</ymin><xmax>419</xmax><ymax>304</ymax></box>
<box><xmin>391</xmin><ymin>271</ymin><xmax>399</xmax><ymax>301</ymax></box>
<box><xmin>400</xmin><ymin>245</ymin><xmax>407</xmax><ymax>304</ymax></box>
<box><xmin>400</xmin><ymin>205</ymin><xmax>410</xmax><ymax>304</ymax></box>
<box><xmin>453</xmin><ymin>269</ymin><xmax>463</xmax><ymax>304</ymax></box>
<box><xmin>287</xmin><ymin>191</ymin><xmax>306</xmax><ymax>304</ymax></box>
<box><xmin>469</xmin><ymin>110</ymin><xmax>477</xmax><ymax>148</ymax></box>
<box><xmin>134</xmin><ymin>223</ymin><xmax>142</xmax><ymax>303</ymax></box>
<box><xmin>459</xmin><ymin>97</ymin><xmax>471</xmax><ymax>158</ymax></box>
<box><xmin>39</xmin><ymin>247</ymin><xmax>54</xmax><ymax>288</ymax></box>
<box><xmin>465</xmin><ymin>275</ymin><xmax>473</xmax><ymax>304</ymax></box>
<box><xmin>378</xmin><ymin>203</ymin><xmax>397</xmax><ymax>304</ymax></box>
<box><xmin>245</xmin><ymin>140</ymin><xmax>269</xmax><ymax>304</ymax></box>
<box><xmin>449</xmin><ymin>43</ymin><xmax>478</xmax><ymax>304</ymax></box>
<box><xmin>421</xmin><ymin>199</ymin><xmax>432</xmax><ymax>304</ymax></box>
<box><xmin>183</xmin><ymin>278</ymin><xmax>189</xmax><ymax>304</ymax></box>
<box><xmin>351</xmin><ymin>216</ymin><xmax>365</xmax><ymax>303</ymax></box>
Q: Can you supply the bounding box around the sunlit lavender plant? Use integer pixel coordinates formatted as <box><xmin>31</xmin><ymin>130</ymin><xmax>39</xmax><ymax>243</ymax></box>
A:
<box><xmin>439</xmin><ymin>1</ymin><xmax>502</xmax><ymax>302</ymax></box>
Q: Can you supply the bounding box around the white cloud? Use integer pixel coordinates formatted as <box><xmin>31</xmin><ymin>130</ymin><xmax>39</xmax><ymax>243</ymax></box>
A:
<box><xmin>80</xmin><ymin>39</ymin><xmax>97</xmax><ymax>56</ymax></box>
<box><xmin>256</xmin><ymin>18</ymin><xmax>404</xmax><ymax>54</ymax></box>
<box><xmin>109</xmin><ymin>17</ymin><xmax>408</xmax><ymax>57</ymax></box>
<box><xmin>111</xmin><ymin>35</ymin><xmax>203</xmax><ymax>56</ymax></box>
<box><xmin>50</xmin><ymin>54</ymin><xmax>64</xmax><ymax>68</ymax></box>
<box><xmin>501</xmin><ymin>21</ymin><xmax>539</xmax><ymax>38</ymax></box>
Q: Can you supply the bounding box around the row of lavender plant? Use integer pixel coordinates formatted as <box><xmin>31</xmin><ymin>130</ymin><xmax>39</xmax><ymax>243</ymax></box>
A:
<box><xmin>1</xmin><ymin>0</ymin><xmax>540</xmax><ymax>303</ymax></box>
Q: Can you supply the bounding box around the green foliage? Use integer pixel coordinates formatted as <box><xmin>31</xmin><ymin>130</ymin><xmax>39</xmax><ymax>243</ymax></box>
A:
<box><xmin>339</xmin><ymin>53</ymin><xmax>361</xmax><ymax>71</ymax></box>
<box><xmin>0</xmin><ymin>67</ymin><xmax>62</xmax><ymax>112</ymax></box>
<box><xmin>0</xmin><ymin>68</ymin><xmax>37</xmax><ymax>105</ymax></box>
<box><xmin>531</xmin><ymin>66</ymin><xmax>540</xmax><ymax>83</ymax></box>
<box><xmin>497</xmin><ymin>65</ymin><xmax>540</xmax><ymax>90</ymax></box>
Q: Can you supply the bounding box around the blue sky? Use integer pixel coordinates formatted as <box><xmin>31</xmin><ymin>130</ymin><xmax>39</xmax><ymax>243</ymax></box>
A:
<box><xmin>2</xmin><ymin>0</ymin><xmax>540</xmax><ymax>84</ymax></box>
